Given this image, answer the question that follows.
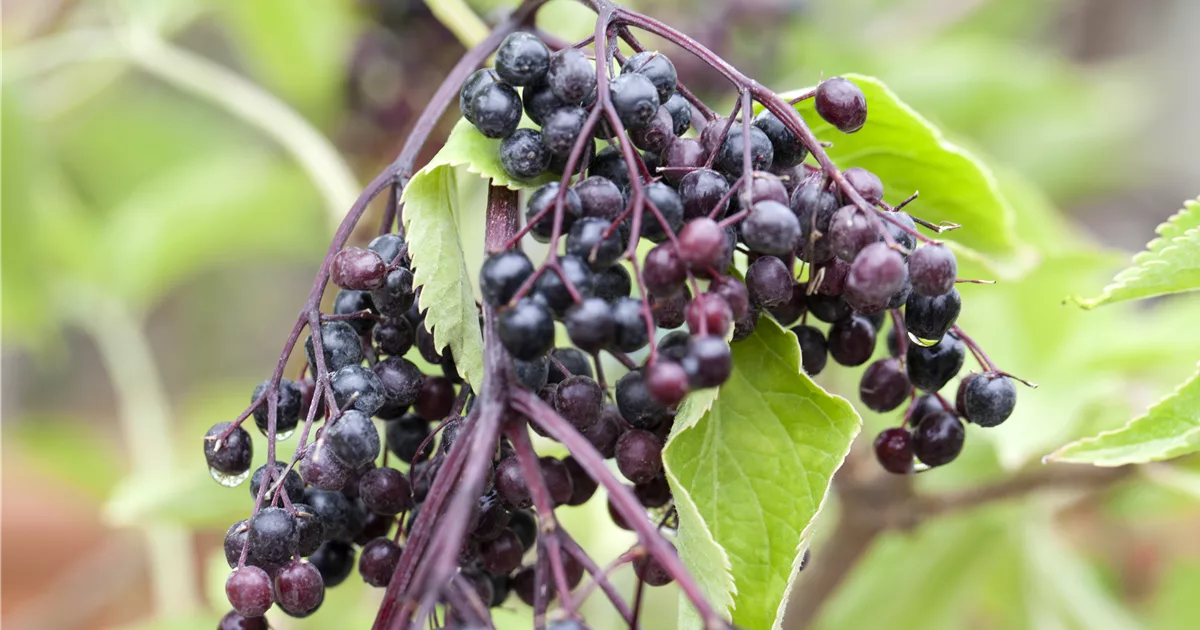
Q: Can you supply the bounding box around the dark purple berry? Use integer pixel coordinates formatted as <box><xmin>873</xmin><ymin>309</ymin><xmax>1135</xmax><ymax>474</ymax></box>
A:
<box><xmin>226</xmin><ymin>566</ymin><xmax>273</xmax><ymax>617</ymax></box>
<box><xmin>909</xmin><ymin>245</ymin><xmax>958</xmax><ymax>297</ymax></box>
<box><xmin>616</xmin><ymin>429</ymin><xmax>663</xmax><ymax>484</ymax></box>
<box><xmin>859</xmin><ymin>358</ymin><xmax>913</xmax><ymax>412</ymax></box>
<box><xmin>495</xmin><ymin>32</ymin><xmax>550</xmax><ymax>86</ymax></box>
<box><xmin>905</xmin><ymin>288</ymin><xmax>961</xmax><ymax>343</ymax></box>
<box><xmin>358</xmin><ymin>467</ymin><xmax>413</xmax><ymax>515</ymax></box>
<box><xmin>793</xmin><ymin>325</ymin><xmax>828</xmax><ymax>375</ymax></box>
<box><xmin>205</xmin><ymin>422</ymin><xmax>253</xmax><ymax>478</ymax></box>
<box><xmin>332</xmin><ymin>247</ymin><xmax>387</xmax><ymax>291</ymax></box>
<box><xmin>962</xmin><ymin>373</ymin><xmax>1017</xmax><ymax>427</ymax></box>
<box><xmin>911</xmin><ymin>411</ymin><xmax>965</xmax><ymax>466</ymax></box>
<box><xmin>610</xmin><ymin>72</ymin><xmax>661</xmax><ymax>130</ymax></box>
<box><xmin>248</xmin><ymin>507</ymin><xmax>298</xmax><ymax>566</ymax></box>
<box><xmin>906</xmin><ymin>333</ymin><xmax>965</xmax><ymax>392</ymax></box>
<box><xmin>874</xmin><ymin>427</ymin><xmax>913</xmax><ymax>474</ymax></box>
<box><xmin>680</xmin><ymin>168</ymin><xmax>731</xmax><ymax>220</ymax></box>
<box><xmin>828</xmin><ymin>314</ymin><xmax>877</xmax><ymax>366</ymax></box>
<box><xmin>616</xmin><ymin>370</ymin><xmax>671</xmax><ymax>430</ymax></box>
<box><xmin>815</xmin><ymin>77</ymin><xmax>867</xmax><ymax>133</ymax></box>
<box><xmin>745</xmin><ymin>256</ymin><xmax>793</xmax><ymax>308</ymax></box>
<box><xmin>274</xmin><ymin>560</ymin><xmax>324</xmax><ymax>617</ymax></box>
<box><xmin>554</xmin><ymin>375</ymin><xmax>604</xmax><ymax>431</ymax></box>
<box><xmin>498</xmin><ymin>298</ymin><xmax>555</xmax><ymax>360</ymax></box>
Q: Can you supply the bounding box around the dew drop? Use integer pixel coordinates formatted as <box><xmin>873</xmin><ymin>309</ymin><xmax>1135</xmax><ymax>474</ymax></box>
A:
<box><xmin>274</xmin><ymin>428</ymin><xmax>295</xmax><ymax>441</ymax></box>
<box><xmin>210</xmin><ymin>467</ymin><xmax>251</xmax><ymax>487</ymax></box>
<box><xmin>907</xmin><ymin>332</ymin><xmax>939</xmax><ymax>348</ymax></box>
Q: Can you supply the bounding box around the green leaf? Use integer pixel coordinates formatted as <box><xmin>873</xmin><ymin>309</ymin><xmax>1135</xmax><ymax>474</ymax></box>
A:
<box><xmin>782</xmin><ymin>74</ymin><xmax>1030</xmax><ymax>274</ymax></box>
<box><xmin>664</xmin><ymin>317</ymin><xmax>861</xmax><ymax>629</ymax></box>
<box><xmin>1049</xmin><ymin>364</ymin><xmax>1200</xmax><ymax>466</ymax></box>
<box><xmin>432</xmin><ymin>118</ymin><xmax>560</xmax><ymax>191</ymax></box>
<box><xmin>401</xmin><ymin>164</ymin><xmax>486</xmax><ymax>389</ymax></box>
<box><xmin>103</xmin><ymin>466</ymin><xmax>253</xmax><ymax>528</ymax></box>
<box><xmin>1071</xmin><ymin>198</ymin><xmax>1200</xmax><ymax>308</ymax></box>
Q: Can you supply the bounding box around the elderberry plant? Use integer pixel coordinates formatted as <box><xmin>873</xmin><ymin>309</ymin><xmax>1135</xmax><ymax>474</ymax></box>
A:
<box><xmin>202</xmin><ymin>1</ymin><xmax>1035</xmax><ymax>628</ymax></box>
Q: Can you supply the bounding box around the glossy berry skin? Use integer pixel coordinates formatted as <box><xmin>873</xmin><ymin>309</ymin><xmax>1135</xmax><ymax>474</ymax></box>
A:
<box><xmin>859</xmin><ymin>358</ymin><xmax>913</xmax><ymax>413</ymax></box>
<box><xmin>469</xmin><ymin>80</ymin><xmax>523</xmax><ymax>139</ymax></box>
<box><xmin>292</xmin><ymin>505</ymin><xmax>325</xmax><ymax>556</ymax></box>
<box><xmin>308</xmin><ymin>541</ymin><xmax>355</xmax><ymax>588</ymax></box>
<box><xmin>358</xmin><ymin>537</ymin><xmax>402</xmax><ymax>587</ymax></box>
<box><xmin>274</xmin><ymin>560</ymin><xmax>325</xmax><ymax>617</ymax></box>
<box><xmin>562</xmin><ymin>455</ymin><xmax>599</xmax><ymax>506</ymax></box>
<box><xmin>481</xmin><ymin>529</ymin><xmax>524</xmax><ymax>574</ymax></box>
<box><xmin>300</xmin><ymin>442</ymin><xmax>350</xmax><ymax>491</ymax></box>
<box><xmin>305</xmin><ymin>321</ymin><xmax>363</xmax><ymax>374</ymax></box>
<box><xmin>548</xmin><ymin>347</ymin><xmax>593</xmax><ymax>382</ymax></box>
<box><xmin>906</xmin><ymin>333</ymin><xmax>965</xmax><ymax>392</ymax></box>
<box><xmin>646</xmin><ymin>360</ymin><xmax>690</xmax><ymax>406</ymax></box>
<box><xmin>642</xmin><ymin>182</ymin><xmax>685</xmax><ymax>242</ymax></box>
<box><xmin>717</xmin><ymin>125</ymin><xmax>774</xmax><ymax>177</ymax></box>
<box><xmin>480</xmin><ymin>250</ymin><xmax>535</xmax><ymax>307</ymax></box>
<box><xmin>682</xmin><ymin>336</ymin><xmax>733</xmax><ymax>388</ymax></box>
<box><xmin>643</xmin><ymin>243</ymin><xmax>687</xmax><ymax>297</ymax></box>
<box><xmin>539</xmin><ymin>456</ymin><xmax>575</xmax><ymax>506</ymax></box>
<box><xmin>205</xmin><ymin>422</ymin><xmax>253</xmax><ymax>477</ymax></box>
<box><xmin>616</xmin><ymin>370</ymin><xmax>671</xmax><ymax>430</ymax></box>
<box><xmin>535</xmin><ymin>256</ymin><xmax>594</xmax><ymax>316</ymax></box>
<box><xmin>497</xmin><ymin>298</ymin><xmax>555</xmax><ymax>360</ymax></box>
<box><xmin>912</xmin><ymin>411</ymin><xmax>965</xmax><ymax>466</ymax></box>
<box><xmin>218</xmin><ymin>611</ymin><xmax>268</xmax><ymax>630</ymax></box>
<box><xmin>566</xmin><ymin>217</ymin><xmax>623</xmax><ymax>271</ymax></box>
<box><xmin>547</xmin><ymin>47</ymin><xmax>596</xmax><ymax>104</ymax></box>
<box><xmin>326</xmin><ymin>410</ymin><xmax>381</xmax><ymax>469</ymax></box>
<box><xmin>374</xmin><ymin>356</ymin><xmax>423</xmax><ymax>414</ymax></box>
<box><xmin>745</xmin><ymin>256</ymin><xmax>793</xmax><ymax>309</ymax></box>
<box><xmin>370</xmin><ymin>268</ymin><xmax>415</xmax><ymax>318</ymax></box>
<box><xmin>358</xmin><ymin>466</ymin><xmax>413</xmax><ymax>515</ymax></box>
<box><xmin>846</xmin><ymin>242</ymin><xmax>908</xmax><ymax>308</ymax></box>
<box><xmin>248</xmin><ymin>507</ymin><xmax>298</xmax><ymax>566</ymax></box>
<box><xmin>333</xmin><ymin>289</ymin><xmax>376</xmax><ymax>336</ymax></box>
<box><xmin>635</xmin><ymin>474</ymin><xmax>672</xmax><ymax>508</ymax></box>
<box><xmin>753</xmin><ymin>109</ymin><xmax>808</xmax><ymax>167</ymax></box>
<box><xmin>611</xmin><ymin>296</ymin><xmax>651</xmax><ymax>353</ymax></box>
<box><xmin>793</xmin><ymin>325</ymin><xmax>829</xmax><ymax>375</ymax></box>
<box><xmin>541</xmin><ymin>106</ymin><xmax>588</xmax><ymax>156</ymax></box>
<box><xmin>710</xmin><ymin>276</ymin><xmax>750</xmax><ymax>319</ymax></box>
<box><xmin>792</xmin><ymin>180</ymin><xmax>840</xmax><ymax>263</ymax></box>
<box><xmin>224</xmin><ymin>520</ymin><xmax>254</xmax><ymax>568</ymax></box>
<box><xmin>584</xmin><ymin>406</ymin><xmax>624</xmax><ymax>459</ymax></box>
<box><xmin>499</xmin><ymin>128</ymin><xmax>550</xmax><ymax>180</ymax></box>
<box><xmin>616</xmin><ymin>429</ymin><xmax>663</xmax><ymax>484</ymax></box>
<box><xmin>331</xmin><ymin>247</ymin><xmax>386</xmax><ymax>293</ymax></box>
<box><xmin>651</xmin><ymin>290</ymin><xmax>688</xmax><ymax>330</ymax></box>
<box><xmin>526</xmin><ymin>182</ymin><xmax>583</xmax><ymax>242</ymax></box>
<box><xmin>842</xmin><ymin>167</ymin><xmax>883</xmax><ymax>205</ymax></box>
<box><xmin>574</xmin><ymin>176</ymin><xmax>624</xmax><ymax>221</ymax></box>
<box><xmin>384</xmin><ymin>415</ymin><xmax>429</xmax><ymax>465</ymax></box>
<box><xmin>686</xmin><ymin>293</ymin><xmax>733</xmax><ymax>337</ymax></box>
<box><xmin>495</xmin><ymin>32</ymin><xmax>550</xmax><ymax>86</ymax></box>
<box><xmin>768</xmin><ymin>283</ymin><xmax>808</xmax><ymax>327</ymax></box>
<box><xmin>413</xmin><ymin>375</ymin><xmax>455</xmax><ymax>421</ymax></box>
<box><xmin>331</xmin><ymin>365</ymin><xmax>386</xmax><ymax>416</ymax></box>
<box><xmin>909</xmin><ymin>244</ymin><xmax>958</xmax><ymax>297</ymax></box>
<box><xmin>634</xmin><ymin>547</ymin><xmax>675</xmax><ymax>586</ymax></box>
<box><xmin>564</xmin><ymin>297</ymin><xmax>613</xmax><ymax>352</ymax></box>
<box><xmin>828</xmin><ymin>314</ymin><xmax>877</xmax><ymax>366</ymax></box>
<box><xmin>555</xmin><ymin>375</ymin><xmax>604</xmax><ymax>431</ymax></box>
<box><xmin>622</xmin><ymin>50</ymin><xmax>677</xmax><ymax>101</ymax></box>
<box><xmin>226</xmin><ymin>566</ymin><xmax>273</xmax><ymax>617</ymax></box>
<box><xmin>305</xmin><ymin>488</ymin><xmax>365</xmax><ymax>543</ymax></box>
<box><xmin>249</xmin><ymin>461</ymin><xmax>306</xmax><ymax>506</ymax></box>
<box><xmin>883</xmin><ymin>211</ymin><xmax>917</xmax><ymax>253</ymax></box>
<box><xmin>680</xmin><ymin>168</ymin><xmax>731</xmax><ymax>220</ymax></box>
<box><xmin>742</xmin><ymin>200</ymin><xmax>800</xmax><ymax>257</ymax></box>
<box><xmin>610</xmin><ymin>72</ymin><xmax>661</xmax><ymax>130</ymax></box>
<box><xmin>962</xmin><ymin>373</ymin><xmax>1017</xmax><ymax>427</ymax></box>
<box><xmin>663</xmin><ymin>92</ymin><xmax>692</xmax><ymax>135</ymax></box>
<box><xmin>461</xmin><ymin>68</ymin><xmax>499</xmax><ymax>119</ymax></box>
<box><xmin>630</xmin><ymin>106</ymin><xmax>676</xmax><ymax>154</ymax></box>
<box><xmin>829</xmin><ymin>205</ymin><xmax>878</xmax><ymax>263</ymax></box>
<box><xmin>815</xmin><ymin>77</ymin><xmax>867</xmax><ymax>133</ymax></box>
<box><xmin>495</xmin><ymin>457</ymin><xmax>532</xmax><ymax>509</ymax></box>
<box><xmin>905</xmin><ymin>288</ymin><xmax>961</xmax><ymax>343</ymax></box>
<box><xmin>662</xmin><ymin>137</ymin><xmax>705</xmax><ymax>185</ymax></box>
<box><xmin>874</xmin><ymin>427</ymin><xmax>913</xmax><ymax>474</ymax></box>
<box><xmin>368</xmin><ymin>233</ymin><xmax>405</xmax><ymax>266</ymax></box>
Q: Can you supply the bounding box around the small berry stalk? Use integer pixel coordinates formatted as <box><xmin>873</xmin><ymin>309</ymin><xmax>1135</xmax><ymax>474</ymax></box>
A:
<box><xmin>204</xmin><ymin>1</ymin><xmax>1033</xmax><ymax>628</ymax></box>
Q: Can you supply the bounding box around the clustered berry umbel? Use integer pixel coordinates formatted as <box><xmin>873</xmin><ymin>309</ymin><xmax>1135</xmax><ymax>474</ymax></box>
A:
<box><xmin>204</xmin><ymin>11</ymin><xmax>1027</xmax><ymax>629</ymax></box>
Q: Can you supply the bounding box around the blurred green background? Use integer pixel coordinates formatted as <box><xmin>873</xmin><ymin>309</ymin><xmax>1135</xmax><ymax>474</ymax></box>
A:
<box><xmin>3</xmin><ymin>0</ymin><xmax>1199</xmax><ymax>629</ymax></box>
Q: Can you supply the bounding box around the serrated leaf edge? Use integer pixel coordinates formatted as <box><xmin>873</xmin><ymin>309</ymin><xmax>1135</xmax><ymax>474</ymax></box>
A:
<box><xmin>1047</xmin><ymin>362</ymin><xmax>1200</xmax><ymax>466</ymax></box>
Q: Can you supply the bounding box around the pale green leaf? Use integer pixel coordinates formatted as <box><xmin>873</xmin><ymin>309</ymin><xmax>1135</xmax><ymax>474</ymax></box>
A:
<box><xmin>664</xmin><ymin>317</ymin><xmax>861</xmax><ymax>630</ymax></box>
<box><xmin>401</xmin><ymin>164</ymin><xmax>486</xmax><ymax>389</ymax></box>
<box><xmin>782</xmin><ymin>74</ymin><xmax>1030</xmax><ymax>274</ymax></box>
<box><xmin>1072</xmin><ymin>198</ymin><xmax>1200</xmax><ymax>308</ymax></box>
<box><xmin>432</xmin><ymin>118</ymin><xmax>560</xmax><ymax>191</ymax></box>
<box><xmin>103</xmin><ymin>467</ymin><xmax>251</xmax><ymax>528</ymax></box>
<box><xmin>1049</xmin><ymin>364</ymin><xmax>1200</xmax><ymax>466</ymax></box>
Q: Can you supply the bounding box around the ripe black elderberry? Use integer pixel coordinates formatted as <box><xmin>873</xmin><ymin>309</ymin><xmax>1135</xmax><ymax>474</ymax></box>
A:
<box><xmin>743</xmin><ymin>200</ymin><xmax>801</xmax><ymax>256</ymax></box>
<box><xmin>906</xmin><ymin>333</ymin><xmax>965</xmax><ymax>392</ymax></box>
<box><xmin>905</xmin><ymin>288</ymin><xmax>961</xmax><ymax>343</ymax></box>
<box><xmin>753</xmin><ymin>109</ymin><xmax>808</xmax><ymax>167</ymax></box>
<box><xmin>610</xmin><ymin>72</ymin><xmax>661</xmax><ymax>130</ymax></box>
<box><xmin>541</xmin><ymin>106</ymin><xmax>589</xmax><ymax>157</ymax></box>
<box><xmin>912</xmin><ymin>411</ymin><xmax>965</xmax><ymax>466</ymax></box>
<box><xmin>250</xmin><ymin>461</ymin><xmax>306</xmax><ymax>505</ymax></box>
<box><xmin>745</xmin><ymin>256</ymin><xmax>794</xmax><ymax>309</ymax></box>
<box><xmin>498</xmin><ymin>298</ymin><xmax>555</xmax><ymax>360</ymax></box>
<box><xmin>717</xmin><ymin>125</ymin><xmax>774</xmax><ymax>177</ymax></box>
<box><xmin>547</xmin><ymin>47</ymin><xmax>596</xmax><ymax>104</ymax></box>
<box><xmin>682</xmin><ymin>336</ymin><xmax>733</xmax><ymax>389</ymax></box>
<box><xmin>466</xmin><ymin>78</ymin><xmax>522</xmax><ymax>139</ymax></box>
<box><xmin>566</xmin><ymin>217</ymin><xmax>623</xmax><ymax>271</ymax></box>
<box><xmin>300</xmin><ymin>442</ymin><xmax>350</xmax><ymax>491</ymax></box>
<box><xmin>616</xmin><ymin>369</ymin><xmax>671</xmax><ymax>430</ymax></box>
<box><xmin>842</xmin><ymin>167</ymin><xmax>883</xmax><ymax>206</ymax></box>
<box><xmin>481</xmin><ymin>250</ymin><xmax>535</xmax><ymax>307</ymax></box>
<box><xmin>680</xmin><ymin>168</ymin><xmax>731</xmax><ymax>220</ymax></box>
<box><xmin>616</xmin><ymin>429</ymin><xmax>664</xmax><ymax>484</ymax></box>
<box><xmin>663</xmin><ymin>93</ymin><xmax>692</xmax><ymax>136</ymax></box>
<box><xmin>226</xmin><ymin>566</ymin><xmax>274</xmax><ymax>617</ymax></box>
<box><xmin>793</xmin><ymin>325</ymin><xmax>829</xmax><ymax>376</ymax></box>
<box><xmin>385</xmin><ymin>414</ymin><xmax>430</xmax><ymax>463</ymax></box>
<box><xmin>358</xmin><ymin>466</ymin><xmax>414</xmax><ymax>515</ymax></box>
<box><xmin>909</xmin><ymin>244</ymin><xmax>958</xmax><ymax>297</ymax></box>
<box><xmin>642</xmin><ymin>181</ymin><xmax>685</xmax><ymax>242</ymax></box>
<box><xmin>333</xmin><ymin>290</ymin><xmax>376</xmax><ymax>335</ymax></box>
<box><xmin>358</xmin><ymin>538</ymin><xmax>402</xmax><ymax>587</ymax></box>
<box><xmin>873</xmin><ymin>427</ymin><xmax>913</xmax><ymax>474</ymax></box>
<box><xmin>526</xmin><ymin>182</ymin><xmax>583</xmax><ymax>242</ymax></box>
<box><xmin>331</xmin><ymin>365</ymin><xmax>386</xmax><ymax>416</ymax></box>
<box><xmin>859</xmin><ymin>358</ymin><xmax>913</xmax><ymax>413</ymax></box>
<box><xmin>494</xmin><ymin>32</ymin><xmax>550</xmax><ymax>86</ymax></box>
<box><xmin>205</xmin><ymin>422</ymin><xmax>253</xmax><ymax>479</ymax></box>
<box><xmin>325</xmin><ymin>410</ymin><xmax>381</xmax><ymax>469</ymax></box>
<box><xmin>961</xmin><ymin>373</ymin><xmax>1017</xmax><ymax>427</ymax></box>
<box><xmin>828</xmin><ymin>314</ymin><xmax>877</xmax><ymax>367</ymax></box>
<box><xmin>815</xmin><ymin>77</ymin><xmax>867</xmax><ymax>133</ymax></box>
<box><xmin>305</xmin><ymin>321</ymin><xmax>363</xmax><ymax>374</ymax></box>
<box><xmin>584</xmin><ymin>405</ymin><xmax>624</xmax><ymax>459</ymax></box>
<box><xmin>274</xmin><ymin>559</ymin><xmax>325</xmax><ymax>617</ymax></box>
<box><xmin>248</xmin><ymin>507</ymin><xmax>298</xmax><ymax>566</ymax></box>
<box><xmin>309</xmin><ymin>540</ymin><xmax>355</xmax><ymax>588</ymax></box>
<box><xmin>499</xmin><ymin>128</ymin><xmax>550</xmax><ymax>180</ymax></box>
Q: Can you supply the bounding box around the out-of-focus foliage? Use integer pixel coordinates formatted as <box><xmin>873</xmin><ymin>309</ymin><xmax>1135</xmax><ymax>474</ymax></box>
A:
<box><xmin>4</xmin><ymin>1</ymin><xmax>1200</xmax><ymax>629</ymax></box>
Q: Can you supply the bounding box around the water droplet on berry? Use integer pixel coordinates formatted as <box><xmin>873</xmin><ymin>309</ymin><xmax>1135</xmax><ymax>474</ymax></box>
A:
<box><xmin>210</xmin><ymin>466</ymin><xmax>251</xmax><ymax>487</ymax></box>
<box><xmin>274</xmin><ymin>427</ymin><xmax>296</xmax><ymax>441</ymax></box>
<box><xmin>906</xmin><ymin>331</ymin><xmax>939</xmax><ymax>348</ymax></box>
